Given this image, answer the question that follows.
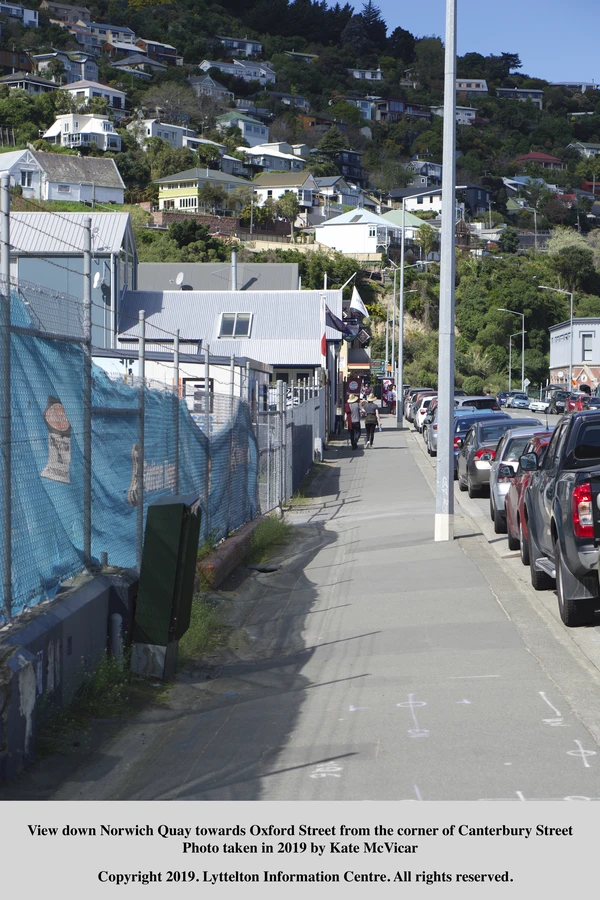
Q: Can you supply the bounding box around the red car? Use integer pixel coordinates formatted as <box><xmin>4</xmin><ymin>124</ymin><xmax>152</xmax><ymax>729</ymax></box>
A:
<box><xmin>566</xmin><ymin>392</ymin><xmax>589</xmax><ymax>413</ymax></box>
<box><xmin>505</xmin><ymin>432</ymin><xmax>553</xmax><ymax>565</ymax></box>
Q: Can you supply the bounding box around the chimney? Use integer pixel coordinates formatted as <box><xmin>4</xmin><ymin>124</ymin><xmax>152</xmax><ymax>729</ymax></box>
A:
<box><xmin>231</xmin><ymin>247</ymin><xmax>238</xmax><ymax>291</ymax></box>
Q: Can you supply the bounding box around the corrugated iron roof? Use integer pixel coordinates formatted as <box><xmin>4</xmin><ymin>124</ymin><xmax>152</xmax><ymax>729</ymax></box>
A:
<box><xmin>31</xmin><ymin>152</ymin><xmax>125</xmax><ymax>189</ymax></box>
<box><xmin>118</xmin><ymin>289</ymin><xmax>343</xmax><ymax>366</ymax></box>
<box><xmin>138</xmin><ymin>262</ymin><xmax>299</xmax><ymax>292</ymax></box>
<box><xmin>9</xmin><ymin>212</ymin><xmax>132</xmax><ymax>255</ymax></box>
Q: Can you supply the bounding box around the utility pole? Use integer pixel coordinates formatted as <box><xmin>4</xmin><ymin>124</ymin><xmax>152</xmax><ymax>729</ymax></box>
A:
<box><xmin>1</xmin><ymin>173</ymin><xmax>11</xmax><ymax>619</ymax></box>
<box><xmin>83</xmin><ymin>217</ymin><xmax>92</xmax><ymax>568</ymax></box>
<box><xmin>434</xmin><ymin>0</ymin><xmax>457</xmax><ymax>542</ymax></box>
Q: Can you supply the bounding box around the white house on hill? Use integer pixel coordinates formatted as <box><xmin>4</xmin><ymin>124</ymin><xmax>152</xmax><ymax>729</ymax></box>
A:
<box><xmin>314</xmin><ymin>208</ymin><xmax>401</xmax><ymax>256</ymax></box>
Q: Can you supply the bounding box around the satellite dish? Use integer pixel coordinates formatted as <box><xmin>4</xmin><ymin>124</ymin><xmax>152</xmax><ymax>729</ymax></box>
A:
<box><xmin>93</xmin><ymin>272</ymin><xmax>101</xmax><ymax>289</ymax></box>
<box><xmin>175</xmin><ymin>272</ymin><xmax>184</xmax><ymax>286</ymax></box>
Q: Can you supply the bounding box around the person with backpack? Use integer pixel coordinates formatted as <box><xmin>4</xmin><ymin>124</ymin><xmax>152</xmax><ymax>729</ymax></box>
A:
<box><xmin>345</xmin><ymin>393</ymin><xmax>362</xmax><ymax>450</ymax></box>
<box><xmin>363</xmin><ymin>394</ymin><xmax>381</xmax><ymax>448</ymax></box>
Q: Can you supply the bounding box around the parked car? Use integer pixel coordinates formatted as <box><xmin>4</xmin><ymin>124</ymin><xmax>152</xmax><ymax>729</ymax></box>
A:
<box><xmin>521</xmin><ymin>411</ymin><xmax>600</xmax><ymax>626</ymax></box>
<box><xmin>507</xmin><ymin>392</ymin><xmax>531</xmax><ymax>410</ymax></box>
<box><xmin>497</xmin><ymin>391</ymin><xmax>510</xmax><ymax>407</ymax></box>
<box><xmin>504</xmin><ymin>390</ymin><xmax>524</xmax><ymax>408</ymax></box>
<box><xmin>414</xmin><ymin>395</ymin><xmax>437</xmax><ymax>433</ymax></box>
<box><xmin>489</xmin><ymin>426</ymin><xmax>552</xmax><ymax>533</ymax></box>
<box><xmin>404</xmin><ymin>388</ymin><xmax>433</xmax><ymax>421</ymax></box>
<box><xmin>456</xmin><ymin>416</ymin><xmax>542</xmax><ymax>497</ymax></box>
<box><xmin>450</xmin><ymin>411</ymin><xmax>512</xmax><ymax>472</ymax></box>
<box><xmin>425</xmin><ymin>405</ymin><xmax>476</xmax><ymax>454</ymax></box>
<box><xmin>547</xmin><ymin>390</ymin><xmax>570</xmax><ymax>415</ymax></box>
<box><xmin>505</xmin><ymin>432</ymin><xmax>554</xmax><ymax>565</ymax></box>
<box><xmin>454</xmin><ymin>395</ymin><xmax>502</xmax><ymax>412</ymax></box>
<box><xmin>586</xmin><ymin>397</ymin><xmax>600</xmax><ymax>410</ymax></box>
<box><xmin>407</xmin><ymin>390</ymin><xmax>435</xmax><ymax>423</ymax></box>
<box><xmin>529</xmin><ymin>397</ymin><xmax>550</xmax><ymax>412</ymax></box>
<box><xmin>565</xmin><ymin>392</ymin><xmax>589</xmax><ymax>414</ymax></box>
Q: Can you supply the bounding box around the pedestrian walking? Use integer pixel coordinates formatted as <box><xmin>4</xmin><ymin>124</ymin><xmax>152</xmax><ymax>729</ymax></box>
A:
<box><xmin>335</xmin><ymin>399</ymin><xmax>344</xmax><ymax>435</ymax></box>
<box><xmin>389</xmin><ymin>386</ymin><xmax>397</xmax><ymax>415</ymax></box>
<box><xmin>363</xmin><ymin>394</ymin><xmax>381</xmax><ymax>448</ymax></box>
<box><xmin>345</xmin><ymin>393</ymin><xmax>362</xmax><ymax>450</ymax></box>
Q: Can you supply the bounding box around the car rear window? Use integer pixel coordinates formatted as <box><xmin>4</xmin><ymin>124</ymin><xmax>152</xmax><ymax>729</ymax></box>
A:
<box><xmin>574</xmin><ymin>423</ymin><xmax>600</xmax><ymax>461</ymax></box>
<box><xmin>480</xmin><ymin>422</ymin><xmax>514</xmax><ymax>443</ymax></box>
<box><xmin>470</xmin><ymin>398</ymin><xmax>498</xmax><ymax>410</ymax></box>
<box><xmin>504</xmin><ymin>435</ymin><xmax>532</xmax><ymax>461</ymax></box>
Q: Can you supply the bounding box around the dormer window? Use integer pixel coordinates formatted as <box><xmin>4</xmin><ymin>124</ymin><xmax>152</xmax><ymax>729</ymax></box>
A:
<box><xmin>219</xmin><ymin>312</ymin><xmax>252</xmax><ymax>337</ymax></box>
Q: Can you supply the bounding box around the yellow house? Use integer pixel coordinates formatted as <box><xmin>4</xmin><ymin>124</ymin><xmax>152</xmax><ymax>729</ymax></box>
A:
<box><xmin>155</xmin><ymin>167</ymin><xmax>252</xmax><ymax>212</ymax></box>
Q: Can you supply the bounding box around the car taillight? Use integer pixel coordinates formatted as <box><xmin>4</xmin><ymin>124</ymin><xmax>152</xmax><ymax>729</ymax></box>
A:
<box><xmin>454</xmin><ymin>436</ymin><xmax>462</xmax><ymax>448</ymax></box>
<box><xmin>475</xmin><ymin>448</ymin><xmax>496</xmax><ymax>462</ymax></box>
<box><xmin>492</xmin><ymin>404</ymin><xmax>500</xmax><ymax>410</ymax></box>
<box><xmin>572</xmin><ymin>482</ymin><xmax>594</xmax><ymax>539</ymax></box>
<box><xmin>433</xmin><ymin>424</ymin><xmax>437</xmax><ymax>430</ymax></box>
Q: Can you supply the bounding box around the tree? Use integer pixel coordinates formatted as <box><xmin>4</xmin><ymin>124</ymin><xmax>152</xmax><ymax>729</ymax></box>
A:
<box><xmin>361</xmin><ymin>0</ymin><xmax>386</xmax><ymax>45</ymax></box>
<box><xmin>142</xmin><ymin>83</ymin><xmax>217</xmax><ymax>128</ymax></box>
<box><xmin>277</xmin><ymin>190</ymin><xmax>300</xmax><ymax>241</ymax></box>
<box><xmin>546</xmin><ymin>225</ymin><xmax>589</xmax><ymax>255</ymax></box>
<box><xmin>45</xmin><ymin>58</ymin><xmax>66</xmax><ymax>84</ymax></box>
<box><xmin>197</xmin><ymin>183</ymin><xmax>228</xmax><ymax>213</ymax></box>
<box><xmin>415</xmin><ymin>224</ymin><xmax>437</xmax><ymax>261</ymax></box>
<box><xmin>463</xmin><ymin>375</ymin><xmax>485</xmax><ymax>395</ymax></box>
<box><xmin>317</xmin><ymin>126</ymin><xmax>348</xmax><ymax>160</ymax></box>
<box><xmin>387</xmin><ymin>26</ymin><xmax>416</xmax><ymax>63</ymax></box>
<box><xmin>498</xmin><ymin>227</ymin><xmax>520</xmax><ymax>254</ymax></box>
<box><xmin>340</xmin><ymin>15</ymin><xmax>368</xmax><ymax>55</ymax></box>
<box><xmin>552</xmin><ymin>246</ymin><xmax>595</xmax><ymax>292</ymax></box>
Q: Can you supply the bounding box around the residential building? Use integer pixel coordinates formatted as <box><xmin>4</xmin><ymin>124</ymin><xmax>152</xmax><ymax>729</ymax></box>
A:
<box><xmin>39</xmin><ymin>1</ymin><xmax>90</xmax><ymax>23</ymax></box>
<box><xmin>220</xmin><ymin>154</ymin><xmax>247</xmax><ymax>177</ymax></box>
<box><xmin>0</xmin><ymin>48</ymin><xmax>33</xmax><ymax>76</ymax></box>
<box><xmin>0</xmin><ymin>71</ymin><xmax>57</xmax><ymax>94</ymax></box>
<box><xmin>184</xmin><ymin>135</ymin><xmax>225</xmax><ymax>155</ymax></box>
<box><xmin>348</xmin><ymin>67</ymin><xmax>383</xmax><ymax>81</ymax></box>
<box><xmin>551</xmin><ymin>81</ymin><xmax>598</xmax><ymax>93</ymax></box>
<box><xmin>155</xmin><ymin>167</ymin><xmax>251</xmax><ymax>212</ymax></box>
<box><xmin>188</xmin><ymin>73</ymin><xmax>234</xmax><ymax>102</ymax></box>
<box><xmin>0</xmin><ymin>149</ymin><xmax>125</xmax><ymax>203</ymax></box>
<box><xmin>215</xmin><ymin>110</ymin><xmax>269</xmax><ymax>147</ymax></box>
<box><xmin>335</xmin><ymin>149</ymin><xmax>366</xmax><ymax>188</ymax></box>
<box><xmin>64</xmin><ymin>21</ymin><xmax>103</xmax><ymax>55</ymax></box>
<box><xmin>314</xmin><ymin>175</ymin><xmax>363</xmax><ymax>210</ymax></box>
<box><xmin>389</xmin><ymin>183</ymin><xmax>490</xmax><ymax>218</ymax></box>
<box><xmin>314</xmin><ymin>208</ymin><xmax>401</xmax><ymax>257</ymax></box>
<box><xmin>456</xmin><ymin>78</ymin><xmax>488</xmax><ymax>98</ymax></box>
<box><xmin>549</xmin><ymin>318</ymin><xmax>600</xmax><ymax>389</ymax></box>
<box><xmin>135</xmin><ymin>38</ymin><xmax>182</xmax><ymax>66</ymax></box>
<box><xmin>267</xmin><ymin>91</ymin><xmax>310</xmax><ymax>111</ymax></box>
<box><xmin>216</xmin><ymin>35</ymin><xmax>262</xmax><ymax>57</ymax></box>
<box><xmin>9</xmin><ymin>211</ymin><xmax>136</xmax><ymax>348</ymax></box>
<box><xmin>102</xmin><ymin>40</ymin><xmax>143</xmax><ymax>59</ymax></box>
<box><xmin>515</xmin><ymin>151</ymin><xmax>566</xmax><ymax>170</ymax></box>
<box><xmin>337</xmin><ymin>97</ymin><xmax>373</xmax><ymax>120</ymax></box>
<box><xmin>199</xmin><ymin>58</ymin><xmax>276</xmax><ymax>86</ymax></box>
<box><xmin>0</xmin><ymin>3</ymin><xmax>38</xmax><ymax>27</ymax></box>
<box><xmin>34</xmin><ymin>49</ymin><xmax>98</xmax><ymax>83</ymax></box>
<box><xmin>296</xmin><ymin>112</ymin><xmax>346</xmax><ymax>133</ymax></box>
<box><xmin>61</xmin><ymin>79</ymin><xmax>127</xmax><ymax>116</ymax></box>
<box><xmin>42</xmin><ymin>112</ymin><xmax>121</xmax><ymax>151</ymax></box>
<box><xmin>138</xmin><ymin>262</ymin><xmax>299</xmax><ymax>292</ymax></box>
<box><xmin>128</xmin><ymin>118</ymin><xmax>197</xmax><ymax>150</ymax></box>
<box><xmin>408</xmin><ymin>159</ymin><xmax>443</xmax><ymax>186</ymax></box>
<box><xmin>567</xmin><ymin>141</ymin><xmax>600</xmax><ymax>158</ymax></box>
<box><xmin>111</xmin><ymin>54</ymin><xmax>167</xmax><ymax>80</ymax></box>
<box><xmin>283</xmin><ymin>50</ymin><xmax>318</xmax><ymax>64</ymax></box>
<box><xmin>252</xmin><ymin>172</ymin><xmax>318</xmax><ymax>209</ymax></box>
<box><xmin>88</xmin><ymin>21</ymin><xmax>135</xmax><ymax>44</ymax></box>
<box><xmin>238</xmin><ymin>142</ymin><xmax>306</xmax><ymax>174</ymax></box>
<box><xmin>431</xmin><ymin>104</ymin><xmax>477</xmax><ymax>125</ymax></box>
<box><xmin>495</xmin><ymin>86</ymin><xmax>543</xmax><ymax>109</ymax></box>
<box><xmin>461</xmin><ymin>183</ymin><xmax>493</xmax><ymax>217</ymax></box>
<box><xmin>381</xmin><ymin>208</ymin><xmax>438</xmax><ymax>241</ymax></box>
<box><xmin>373</xmin><ymin>97</ymin><xmax>431</xmax><ymax>123</ymax></box>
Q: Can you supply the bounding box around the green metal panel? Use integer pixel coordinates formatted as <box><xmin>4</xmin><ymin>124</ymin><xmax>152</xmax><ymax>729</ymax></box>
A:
<box><xmin>133</xmin><ymin>494</ymin><xmax>201</xmax><ymax>646</ymax></box>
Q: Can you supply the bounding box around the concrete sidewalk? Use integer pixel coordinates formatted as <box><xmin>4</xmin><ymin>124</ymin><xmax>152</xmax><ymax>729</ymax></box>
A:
<box><xmin>4</xmin><ymin>417</ymin><xmax>600</xmax><ymax>801</ymax></box>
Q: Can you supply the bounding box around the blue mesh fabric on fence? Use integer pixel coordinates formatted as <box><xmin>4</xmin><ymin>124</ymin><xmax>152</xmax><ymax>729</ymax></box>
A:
<box><xmin>1</xmin><ymin>290</ymin><xmax>259</xmax><ymax>623</ymax></box>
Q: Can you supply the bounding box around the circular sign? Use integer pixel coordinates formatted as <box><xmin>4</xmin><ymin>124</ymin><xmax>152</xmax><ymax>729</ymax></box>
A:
<box><xmin>581</xmin><ymin>373</ymin><xmax>588</xmax><ymax>382</ymax></box>
<box><xmin>348</xmin><ymin>379</ymin><xmax>359</xmax><ymax>391</ymax></box>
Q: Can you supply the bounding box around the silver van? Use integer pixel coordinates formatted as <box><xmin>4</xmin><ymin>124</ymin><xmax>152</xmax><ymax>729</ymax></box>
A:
<box><xmin>454</xmin><ymin>395</ymin><xmax>501</xmax><ymax>412</ymax></box>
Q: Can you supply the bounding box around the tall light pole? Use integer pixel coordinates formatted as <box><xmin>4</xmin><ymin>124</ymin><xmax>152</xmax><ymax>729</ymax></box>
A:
<box><xmin>434</xmin><ymin>0</ymin><xmax>457</xmax><ymax>543</ymax></box>
<box><xmin>498</xmin><ymin>308</ymin><xmax>525</xmax><ymax>391</ymax></box>
<box><xmin>538</xmin><ymin>285</ymin><xmax>574</xmax><ymax>389</ymax></box>
<box><xmin>508</xmin><ymin>330</ymin><xmax>527</xmax><ymax>391</ymax></box>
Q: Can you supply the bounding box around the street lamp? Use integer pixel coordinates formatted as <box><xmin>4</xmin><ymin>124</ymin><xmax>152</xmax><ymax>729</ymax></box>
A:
<box><xmin>538</xmin><ymin>285</ymin><xmax>574</xmax><ymax>389</ymax></box>
<box><xmin>393</xmin><ymin>252</ymin><xmax>435</xmax><ymax>429</ymax></box>
<box><xmin>498</xmin><ymin>308</ymin><xmax>525</xmax><ymax>391</ymax></box>
<box><xmin>508</xmin><ymin>330</ymin><xmax>527</xmax><ymax>391</ymax></box>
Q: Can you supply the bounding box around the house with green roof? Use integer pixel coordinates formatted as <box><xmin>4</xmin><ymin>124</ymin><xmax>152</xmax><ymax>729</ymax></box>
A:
<box><xmin>216</xmin><ymin>110</ymin><xmax>269</xmax><ymax>147</ymax></box>
<box><xmin>155</xmin><ymin>167</ymin><xmax>251</xmax><ymax>212</ymax></box>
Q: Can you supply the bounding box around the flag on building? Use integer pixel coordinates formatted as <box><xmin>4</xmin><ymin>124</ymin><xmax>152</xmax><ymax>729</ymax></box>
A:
<box><xmin>325</xmin><ymin>305</ymin><xmax>355</xmax><ymax>337</ymax></box>
<box><xmin>349</xmin><ymin>286</ymin><xmax>369</xmax><ymax>319</ymax></box>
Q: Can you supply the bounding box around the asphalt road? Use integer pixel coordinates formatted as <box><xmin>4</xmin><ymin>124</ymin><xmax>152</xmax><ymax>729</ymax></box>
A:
<box><xmin>5</xmin><ymin>410</ymin><xmax>600</xmax><ymax>802</ymax></box>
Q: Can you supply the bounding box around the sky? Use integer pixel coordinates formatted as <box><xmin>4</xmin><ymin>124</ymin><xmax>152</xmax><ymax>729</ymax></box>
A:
<box><xmin>353</xmin><ymin>0</ymin><xmax>598</xmax><ymax>85</ymax></box>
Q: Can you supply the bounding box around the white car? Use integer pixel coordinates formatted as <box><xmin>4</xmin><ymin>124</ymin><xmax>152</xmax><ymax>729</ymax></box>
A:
<box><xmin>414</xmin><ymin>396</ymin><xmax>436</xmax><ymax>433</ymax></box>
<box><xmin>528</xmin><ymin>398</ymin><xmax>550</xmax><ymax>412</ymax></box>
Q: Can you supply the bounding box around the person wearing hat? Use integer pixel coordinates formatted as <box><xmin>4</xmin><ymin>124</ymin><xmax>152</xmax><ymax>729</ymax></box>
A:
<box><xmin>362</xmin><ymin>393</ymin><xmax>381</xmax><ymax>448</ymax></box>
<box><xmin>345</xmin><ymin>393</ymin><xmax>362</xmax><ymax>450</ymax></box>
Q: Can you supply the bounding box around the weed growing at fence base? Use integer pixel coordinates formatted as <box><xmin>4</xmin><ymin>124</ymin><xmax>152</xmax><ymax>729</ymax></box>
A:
<box><xmin>178</xmin><ymin>593</ymin><xmax>230</xmax><ymax>667</ymax></box>
<box><xmin>290</xmin><ymin>461</ymin><xmax>330</xmax><ymax>504</ymax></box>
<box><xmin>36</xmin><ymin>651</ymin><xmax>168</xmax><ymax>756</ymax></box>
<box><xmin>245</xmin><ymin>515</ymin><xmax>291</xmax><ymax>564</ymax></box>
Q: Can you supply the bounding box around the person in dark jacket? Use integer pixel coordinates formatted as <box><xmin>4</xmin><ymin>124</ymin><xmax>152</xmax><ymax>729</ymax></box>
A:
<box><xmin>345</xmin><ymin>393</ymin><xmax>362</xmax><ymax>450</ymax></box>
<box><xmin>363</xmin><ymin>394</ymin><xmax>381</xmax><ymax>448</ymax></box>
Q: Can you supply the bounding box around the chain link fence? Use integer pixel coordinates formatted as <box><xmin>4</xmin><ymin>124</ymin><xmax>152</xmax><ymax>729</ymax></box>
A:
<box><xmin>0</xmin><ymin>279</ymin><xmax>327</xmax><ymax>626</ymax></box>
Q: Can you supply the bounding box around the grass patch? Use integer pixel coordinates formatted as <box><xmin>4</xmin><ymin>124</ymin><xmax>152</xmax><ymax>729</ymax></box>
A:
<box><xmin>178</xmin><ymin>593</ymin><xmax>230</xmax><ymax>667</ymax></box>
<box><xmin>197</xmin><ymin>530</ymin><xmax>218</xmax><ymax>562</ymax></box>
<box><xmin>245</xmin><ymin>515</ymin><xmax>291</xmax><ymax>565</ymax></box>
<box><xmin>290</xmin><ymin>461</ymin><xmax>329</xmax><ymax>503</ymax></box>
<box><xmin>36</xmin><ymin>651</ymin><xmax>168</xmax><ymax>757</ymax></box>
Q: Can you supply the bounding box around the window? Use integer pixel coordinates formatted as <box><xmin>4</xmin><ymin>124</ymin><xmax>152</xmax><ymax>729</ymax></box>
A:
<box><xmin>63</xmin><ymin>122</ymin><xmax>70</xmax><ymax>132</ymax></box>
<box><xmin>20</xmin><ymin>170</ymin><xmax>32</xmax><ymax>188</ymax></box>
<box><xmin>57</xmin><ymin>184</ymin><xmax>71</xmax><ymax>193</ymax></box>
<box><xmin>179</xmin><ymin>197</ymin><xmax>196</xmax><ymax>208</ymax></box>
<box><xmin>368</xmin><ymin>226</ymin><xmax>376</xmax><ymax>238</ymax></box>
<box><xmin>219</xmin><ymin>312</ymin><xmax>252</xmax><ymax>337</ymax></box>
<box><xmin>417</xmin><ymin>197</ymin><xmax>423</xmax><ymax>204</ymax></box>
<box><xmin>583</xmin><ymin>333</ymin><xmax>593</xmax><ymax>362</ymax></box>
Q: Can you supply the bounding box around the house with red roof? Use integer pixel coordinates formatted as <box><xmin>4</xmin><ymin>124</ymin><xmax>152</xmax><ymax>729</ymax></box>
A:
<box><xmin>515</xmin><ymin>151</ymin><xmax>566</xmax><ymax>170</ymax></box>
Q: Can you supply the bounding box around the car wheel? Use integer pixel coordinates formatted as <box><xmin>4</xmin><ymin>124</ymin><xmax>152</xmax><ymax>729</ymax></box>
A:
<box><xmin>528</xmin><ymin>526</ymin><xmax>553</xmax><ymax>590</ymax></box>
<box><xmin>493</xmin><ymin>505</ymin><xmax>507</xmax><ymax>534</ymax></box>
<box><xmin>555</xmin><ymin>541</ymin><xmax>595</xmax><ymax>627</ymax></box>
<box><xmin>458</xmin><ymin>471</ymin><xmax>467</xmax><ymax>491</ymax></box>
<box><xmin>489</xmin><ymin>496</ymin><xmax>495</xmax><ymax>522</ymax></box>
<box><xmin>507</xmin><ymin>519</ymin><xmax>519</xmax><ymax>551</ymax></box>
<box><xmin>519</xmin><ymin>520</ymin><xmax>529</xmax><ymax>565</ymax></box>
<box><xmin>467</xmin><ymin>475</ymin><xmax>480</xmax><ymax>498</ymax></box>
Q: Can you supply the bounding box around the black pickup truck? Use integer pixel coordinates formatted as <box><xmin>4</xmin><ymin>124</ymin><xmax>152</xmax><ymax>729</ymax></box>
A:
<box><xmin>521</xmin><ymin>411</ymin><xmax>600</xmax><ymax>627</ymax></box>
